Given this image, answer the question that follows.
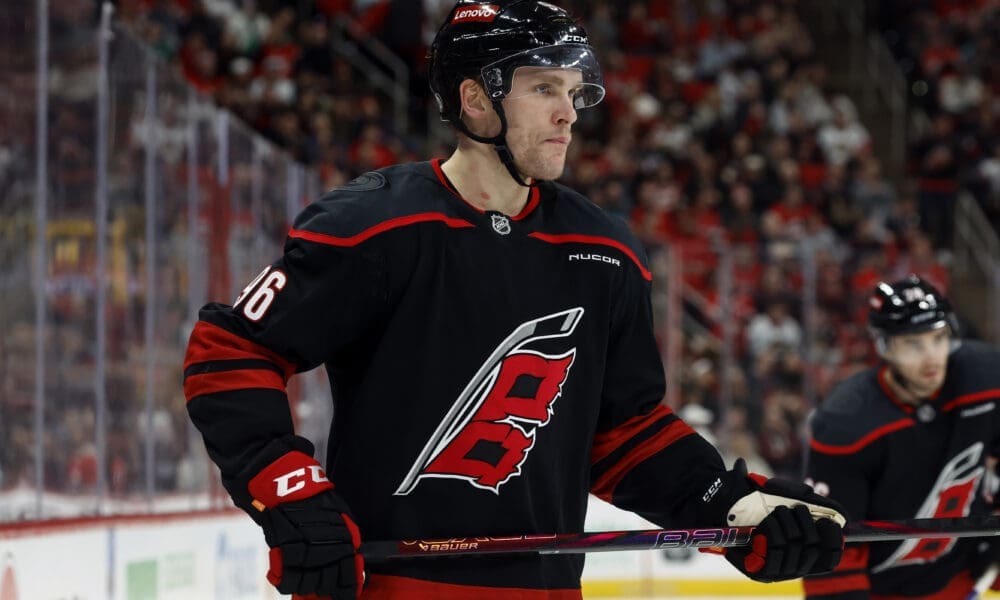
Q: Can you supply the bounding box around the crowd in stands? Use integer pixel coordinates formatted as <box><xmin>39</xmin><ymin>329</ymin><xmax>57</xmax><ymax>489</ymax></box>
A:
<box><xmin>0</xmin><ymin>0</ymin><xmax>993</xmax><ymax>504</ymax></box>
<box><xmin>124</xmin><ymin>0</ymin><xmax>978</xmax><ymax>480</ymax></box>
<box><xmin>874</xmin><ymin>0</ymin><xmax>998</xmax><ymax>242</ymax></box>
<box><xmin>119</xmin><ymin>0</ymin><xmax>428</xmax><ymax>191</ymax></box>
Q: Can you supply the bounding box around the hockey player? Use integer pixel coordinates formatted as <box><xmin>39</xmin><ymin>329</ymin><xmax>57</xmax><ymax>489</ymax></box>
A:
<box><xmin>183</xmin><ymin>1</ymin><xmax>845</xmax><ymax>598</ymax></box>
<box><xmin>804</xmin><ymin>274</ymin><xmax>1000</xmax><ymax>598</ymax></box>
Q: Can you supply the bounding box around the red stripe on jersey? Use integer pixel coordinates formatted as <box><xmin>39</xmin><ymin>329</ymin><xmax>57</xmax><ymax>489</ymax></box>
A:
<box><xmin>809</xmin><ymin>418</ymin><xmax>913</xmax><ymax>455</ymax></box>
<box><xmin>803</xmin><ymin>544</ymin><xmax>870</xmax><ymax>595</ymax></box>
<box><xmin>528</xmin><ymin>232</ymin><xmax>653</xmax><ymax>282</ymax></box>
<box><xmin>590</xmin><ymin>419</ymin><xmax>696</xmax><ymax>502</ymax></box>
<box><xmin>838</xmin><ymin>544</ymin><xmax>870</xmax><ymax>571</ymax></box>
<box><xmin>361</xmin><ymin>574</ymin><xmax>582</xmax><ymax>599</ymax></box>
<box><xmin>941</xmin><ymin>389</ymin><xmax>1000</xmax><ymax>412</ymax></box>
<box><xmin>184</xmin><ymin>321</ymin><xmax>297</xmax><ymax>379</ymax></box>
<box><xmin>591</xmin><ymin>404</ymin><xmax>675</xmax><ymax>464</ymax></box>
<box><xmin>430</xmin><ymin>157</ymin><xmax>541</xmax><ymax>221</ymax></box>
<box><xmin>289</xmin><ymin>214</ymin><xmax>474</xmax><ymax>248</ymax></box>
<box><xmin>184</xmin><ymin>368</ymin><xmax>286</xmax><ymax>400</ymax></box>
<box><xmin>877</xmin><ymin>366</ymin><xmax>915</xmax><ymax>414</ymax></box>
<box><xmin>802</xmin><ymin>573</ymin><xmax>870</xmax><ymax>595</ymax></box>
<box><xmin>514</xmin><ymin>186</ymin><xmax>541</xmax><ymax>221</ymax></box>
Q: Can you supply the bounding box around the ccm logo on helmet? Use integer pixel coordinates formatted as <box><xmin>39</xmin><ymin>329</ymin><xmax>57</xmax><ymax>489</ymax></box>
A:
<box><xmin>452</xmin><ymin>4</ymin><xmax>500</xmax><ymax>23</ymax></box>
<box><xmin>274</xmin><ymin>465</ymin><xmax>329</xmax><ymax>497</ymax></box>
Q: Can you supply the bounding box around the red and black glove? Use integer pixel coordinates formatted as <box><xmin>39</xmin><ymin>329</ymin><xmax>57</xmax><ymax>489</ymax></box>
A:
<box><xmin>704</xmin><ymin>459</ymin><xmax>846</xmax><ymax>582</ymax></box>
<box><xmin>232</xmin><ymin>437</ymin><xmax>363</xmax><ymax>599</ymax></box>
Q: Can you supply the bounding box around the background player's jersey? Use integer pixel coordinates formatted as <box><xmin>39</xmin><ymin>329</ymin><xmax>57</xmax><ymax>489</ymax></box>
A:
<box><xmin>184</xmin><ymin>160</ymin><xmax>729</xmax><ymax>594</ymax></box>
<box><xmin>804</xmin><ymin>340</ymin><xmax>1000</xmax><ymax>598</ymax></box>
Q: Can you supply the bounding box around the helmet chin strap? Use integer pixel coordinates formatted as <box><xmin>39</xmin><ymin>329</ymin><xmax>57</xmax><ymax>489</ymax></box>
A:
<box><xmin>875</xmin><ymin>336</ymin><xmax>926</xmax><ymax>404</ymax></box>
<box><xmin>494</xmin><ymin>144</ymin><xmax>531</xmax><ymax>188</ymax></box>
<box><xmin>451</xmin><ymin>102</ymin><xmax>533</xmax><ymax>188</ymax></box>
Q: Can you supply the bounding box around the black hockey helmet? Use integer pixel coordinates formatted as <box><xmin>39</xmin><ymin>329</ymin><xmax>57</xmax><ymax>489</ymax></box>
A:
<box><xmin>428</xmin><ymin>1</ymin><xmax>605</xmax><ymax>184</ymax></box>
<box><xmin>867</xmin><ymin>274</ymin><xmax>960</xmax><ymax>355</ymax></box>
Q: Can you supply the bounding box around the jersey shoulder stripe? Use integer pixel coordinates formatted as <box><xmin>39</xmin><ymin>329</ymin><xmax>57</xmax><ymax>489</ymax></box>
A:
<box><xmin>810</xmin><ymin>367</ymin><xmax>914</xmax><ymax>454</ymax></box>
<box><xmin>534</xmin><ymin>181</ymin><xmax>653</xmax><ymax>281</ymax></box>
<box><xmin>289</xmin><ymin>213</ymin><xmax>474</xmax><ymax>248</ymax></box>
<box><xmin>943</xmin><ymin>340</ymin><xmax>1000</xmax><ymax>398</ymax></box>
<box><xmin>530</xmin><ymin>231</ymin><xmax>652</xmax><ymax>281</ymax></box>
<box><xmin>941</xmin><ymin>389</ymin><xmax>1000</xmax><ymax>412</ymax></box>
<box><xmin>810</xmin><ymin>418</ymin><xmax>913</xmax><ymax>455</ymax></box>
<box><xmin>291</xmin><ymin>162</ymin><xmax>473</xmax><ymax>243</ymax></box>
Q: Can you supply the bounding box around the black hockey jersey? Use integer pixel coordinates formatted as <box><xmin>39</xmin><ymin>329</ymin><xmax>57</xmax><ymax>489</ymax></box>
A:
<box><xmin>803</xmin><ymin>340</ymin><xmax>1000</xmax><ymax>598</ymax></box>
<box><xmin>184</xmin><ymin>160</ymin><xmax>730</xmax><ymax>597</ymax></box>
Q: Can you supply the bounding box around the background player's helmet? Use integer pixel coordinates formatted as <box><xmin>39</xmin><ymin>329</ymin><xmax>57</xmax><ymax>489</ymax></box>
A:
<box><xmin>430</xmin><ymin>0</ymin><xmax>604</xmax><ymax>124</ymax></box>
<box><xmin>428</xmin><ymin>1</ymin><xmax>605</xmax><ymax>184</ymax></box>
<box><xmin>867</xmin><ymin>274</ymin><xmax>961</xmax><ymax>355</ymax></box>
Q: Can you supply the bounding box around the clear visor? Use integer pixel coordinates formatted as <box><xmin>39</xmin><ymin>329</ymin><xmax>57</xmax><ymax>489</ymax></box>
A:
<box><xmin>882</xmin><ymin>324</ymin><xmax>953</xmax><ymax>362</ymax></box>
<box><xmin>480</xmin><ymin>44</ymin><xmax>605</xmax><ymax>110</ymax></box>
<box><xmin>873</xmin><ymin>320</ymin><xmax>960</xmax><ymax>358</ymax></box>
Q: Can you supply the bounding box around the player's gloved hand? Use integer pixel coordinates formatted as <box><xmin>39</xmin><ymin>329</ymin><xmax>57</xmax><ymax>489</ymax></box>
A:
<box><xmin>233</xmin><ymin>437</ymin><xmax>363</xmax><ymax>599</ymax></box>
<box><xmin>709</xmin><ymin>459</ymin><xmax>846</xmax><ymax>582</ymax></box>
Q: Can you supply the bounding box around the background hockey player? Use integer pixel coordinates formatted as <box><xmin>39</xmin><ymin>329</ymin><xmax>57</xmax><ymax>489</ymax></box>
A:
<box><xmin>804</xmin><ymin>274</ymin><xmax>1000</xmax><ymax>598</ymax></box>
<box><xmin>183</xmin><ymin>1</ymin><xmax>846</xmax><ymax>597</ymax></box>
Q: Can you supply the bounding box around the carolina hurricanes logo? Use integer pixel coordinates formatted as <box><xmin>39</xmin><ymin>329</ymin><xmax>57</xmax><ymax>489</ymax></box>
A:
<box><xmin>872</xmin><ymin>443</ymin><xmax>984</xmax><ymax>573</ymax></box>
<box><xmin>395</xmin><ymin>308</ymin><xmax>583</xmax><ymax>495</ymax></box>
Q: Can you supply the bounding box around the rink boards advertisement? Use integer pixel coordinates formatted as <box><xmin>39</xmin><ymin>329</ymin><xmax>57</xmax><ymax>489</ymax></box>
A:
<box><xmin>0</xmin><ymin>511</ymin><xmax>273</xmax><ymax>600</ymax></box>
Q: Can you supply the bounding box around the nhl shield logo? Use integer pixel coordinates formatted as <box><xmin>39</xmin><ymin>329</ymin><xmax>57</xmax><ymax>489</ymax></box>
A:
<box><xmin>491</xmin><ymin>214</ymin><xmax>511</xmax><ymax>235</ymax></box>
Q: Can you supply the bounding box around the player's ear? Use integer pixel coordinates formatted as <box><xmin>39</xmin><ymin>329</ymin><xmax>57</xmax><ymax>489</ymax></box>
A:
<box><xmin>457</xmin><ymin>78</ymin><xmax>498</xmax><ymax>135</ymax></box>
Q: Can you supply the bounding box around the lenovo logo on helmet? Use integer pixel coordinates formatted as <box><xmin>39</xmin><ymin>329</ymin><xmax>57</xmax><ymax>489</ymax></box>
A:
<box><xmin>452</xmin><ymin>4</ymin><xmax>500</xmax><ymax>23</ymax></box>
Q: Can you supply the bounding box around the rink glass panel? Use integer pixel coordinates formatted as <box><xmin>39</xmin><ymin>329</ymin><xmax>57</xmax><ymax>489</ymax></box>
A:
<box><xmin>0</xmin><ymin>3</ymin><xmax>325</xmax><ymax>521</ymax></box>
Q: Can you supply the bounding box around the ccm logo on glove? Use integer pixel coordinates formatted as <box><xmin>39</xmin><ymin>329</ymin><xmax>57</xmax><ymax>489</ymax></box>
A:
<box><xmin>275</xmin><ymin>465</ymin><xmax>329</xmax><ymax>497</ymax></box>
<box><xmin>248</xmin><ymin>451</ymin><xmax>335</xmax><ymax>509</ymax></box>
<box><xmin>703</xmin><ymin>477</ymin><xmax>723</xmax><ymax>502</ymax></box>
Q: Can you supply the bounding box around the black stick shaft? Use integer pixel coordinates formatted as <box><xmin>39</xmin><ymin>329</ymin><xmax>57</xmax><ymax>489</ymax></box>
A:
<box><xmin>360</xmin><ymin>514</ymin><xmax>1000</xmax><ymax>560</ymax></box>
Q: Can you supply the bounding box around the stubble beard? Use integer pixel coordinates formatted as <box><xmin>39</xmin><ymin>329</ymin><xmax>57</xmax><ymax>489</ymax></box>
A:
<box><xmin>513</xmin><ymin>144</ymin><xmax>568</xmax><ymax>182</ymax></box>
<box><xmin>899</xmin><ymin>365</ymin><xmax>946</xmax><ymax>398</ymax></box>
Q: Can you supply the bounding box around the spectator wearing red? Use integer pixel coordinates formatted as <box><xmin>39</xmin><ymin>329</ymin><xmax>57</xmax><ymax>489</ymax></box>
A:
<box><xmin>179</xmin><ymin>31</ymin><xmax>225</xmax><ymax>94</ymax></box>
<box><xmin>663</xmin><ymin>206</ymin><xmax>721</xmax><ymax>296</ymax></box>
<box><xmin>761</xmin><ymin>184</ymin><xmax>815</xmax><ymax>260</ymax></box>
<box><xmin>619</xmin><ymin>1</ymin><xmax>662</xmax><ymax>53</ymax></box>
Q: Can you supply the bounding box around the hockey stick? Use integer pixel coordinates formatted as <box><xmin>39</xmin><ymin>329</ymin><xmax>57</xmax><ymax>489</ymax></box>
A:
<box><xmin>967</xmin><ymin>563</ymin><xmax>1000</xmax><ymax>600</ymax></box>
<box><xmin>361</xmin><ymin>514</ymin><xmax>1000</xmax><ymax>560</ymax></box>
